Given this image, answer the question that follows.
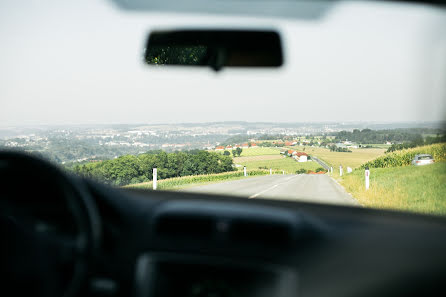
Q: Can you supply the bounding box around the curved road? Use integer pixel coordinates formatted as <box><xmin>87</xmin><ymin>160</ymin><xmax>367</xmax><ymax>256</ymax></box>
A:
<box><xmin>183</xmin><ymin>174</ymin><xmax>359</xmax><ymax>206</ymax></box>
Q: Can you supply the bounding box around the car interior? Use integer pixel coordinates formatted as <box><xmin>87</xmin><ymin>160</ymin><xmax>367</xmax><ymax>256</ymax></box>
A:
<box><xmin>1</xmin><ymin>0</ymin><xmax>446</xmax><ymax>297</ymax></box>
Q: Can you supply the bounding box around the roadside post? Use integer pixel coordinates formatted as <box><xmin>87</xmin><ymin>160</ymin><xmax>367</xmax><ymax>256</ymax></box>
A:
<box><xmin>244</xmin><ymin>166</ymin><xmax>247</xmax><ymax>177</ymax></box>
<box><xmin>270</xmin><ymin>168</ymin><xmax>272</xmax><ymax>175</ymax></box>
<box><xmin>365</xmin><ymin>166</ymin><xmax>370</xmax><ymax>190</ymax></box>
<box><xmin>340</xmin><ymin>165</ymin><xmax>343</xmax><ymax>176</ymax></box>
<box><xmin>153</xmin><ymin>168</ymin><xmax>157</xmax><ymax>190</ymax></box>
<box><xmin>282</xmin><ymin>170</ymin><xmax>285</xmax><ymax>175</ymax></box>
<box><xmin>331</xmin><ymin>167</ymin><xmax>333</xmax><ymax>174</ymax></box>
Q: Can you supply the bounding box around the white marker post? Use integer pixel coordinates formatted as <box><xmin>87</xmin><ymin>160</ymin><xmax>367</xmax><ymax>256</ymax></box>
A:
<box><xmin>153</xmin><ymin>168</ymin><xmax>157</xmax><ymax>190</ymax></box>
<box><xmin>331</xmin><ymin>167</ymin><xmax>333</xmax><ymax>174</ymax></box>
<box><xmin>365</xmin><ymin>166</ymin><xmax>370</xmax><ymax>190</ymax></box>
<box><xmin>270</xmin><ymin>168</ymin><xmax>272</xmax><ymax>175</ymax></box>
<box><xmin>244</xmin><ymin>166</ymin><xmax>247</xmax><ymax>177</ymax></box>
<box><xmin>339</xmin><ymin>165</ymin><xmax>343</xmax><ymax>177</ymax></box>
<box><xmin>282</xmin><ymin>170</ymin><xmax>285</xmax><ymax>175</ymax></box>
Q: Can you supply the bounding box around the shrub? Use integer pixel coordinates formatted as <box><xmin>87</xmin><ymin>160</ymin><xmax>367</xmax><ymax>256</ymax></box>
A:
<box><xmin>315</xmin><ymin>167</ymin><xmax>325</xmax><ymax>173</ymax></box>
<box><xmin>296</xmin><ymin>168</ymin><xmax>306</xmax><ymax>174</ymax></box>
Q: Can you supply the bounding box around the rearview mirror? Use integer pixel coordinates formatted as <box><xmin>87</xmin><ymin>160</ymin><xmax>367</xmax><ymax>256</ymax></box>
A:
<box><xmin>144</xmin><ymin>30</ymin><xmax>283</xmax><ymax>71</ymax></box>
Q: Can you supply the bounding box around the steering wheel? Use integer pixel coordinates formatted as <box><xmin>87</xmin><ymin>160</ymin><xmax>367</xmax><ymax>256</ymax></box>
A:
<box><xmin>0</xmin><ymin>151</ymin><xmax>101</xmax><ymax>297</ymax></box>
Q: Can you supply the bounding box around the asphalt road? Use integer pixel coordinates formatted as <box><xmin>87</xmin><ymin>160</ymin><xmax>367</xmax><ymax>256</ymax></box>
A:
<box><xmin>183</xmin><ymin>174</ymin><xmax>359</xmax><ymax>206</ymax></box>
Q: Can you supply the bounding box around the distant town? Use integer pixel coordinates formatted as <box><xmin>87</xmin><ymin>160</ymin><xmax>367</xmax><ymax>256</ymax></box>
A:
<box><xmin>0</xmin><ymin>121</ymin><xmax>443</xmax><ymax>165</ymax></box>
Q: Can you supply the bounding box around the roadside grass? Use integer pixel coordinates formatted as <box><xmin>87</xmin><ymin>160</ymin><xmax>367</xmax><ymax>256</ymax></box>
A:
<box><xmin>341</xmin><ymin>162</ymin><xmax>446</xmax><ymax>215</ymax></box>
<box><xmin>123</xmin><ymin>169</ymin><xmax>281</xmax><ymax>191</ymax></box>
<box><xmin>236</xmin><ymin>157</ymin><xmax>321</xmax><ymax>173</ymax></box>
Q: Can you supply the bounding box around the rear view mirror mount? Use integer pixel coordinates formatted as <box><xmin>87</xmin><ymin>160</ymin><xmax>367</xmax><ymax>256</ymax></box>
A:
<box><xmin>144</xmin><ymin>30</ymin><xmax>283</xmax><ymax>71</ymax></box>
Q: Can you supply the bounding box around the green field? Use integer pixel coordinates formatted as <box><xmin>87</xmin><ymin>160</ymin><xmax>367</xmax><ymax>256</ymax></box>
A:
<box><xmin>235</xmin><ymin>157</ymin><xmax>321</xmax><ymax>174</ymax></box>
<box><xmin>238</xmin><ymin>147</ymin><xmax>282</xmax><ymax>156</ymax></box>
<box><xmin>292</xmin><ymin>146</ymin><xmax>386</xmax><ymax>174</ymax></box>
<box><xmin>124</xmin><ymin>169</ymin><xmax>281</xmax><ymax>191</ymax></box>
<box><xmin>341</xmin><ymin>162</ymin><xmax>446</xmax><ymax>215</ymax></box>
<box><xmin>366</xmin><ymin>144</ymin><xmax>392</xmax><ymax>149</ymax></box>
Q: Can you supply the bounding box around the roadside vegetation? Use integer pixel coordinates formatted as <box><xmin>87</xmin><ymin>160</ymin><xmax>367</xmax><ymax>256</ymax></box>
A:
<box><xmin>360</xmin><ymin>143</ymin><xmax>446</xmax><ymax>168</ymax></box>
<box><xmin>124</xmin><ymin>169</ymin><xmax>282</xmax><ymax>191</ymax></box>
<box><xmin>342</xmin><ymin>161</ymin><xmax>446</xmax><ymax>215</ymax></box>
<box><xmin>340</xmin><ymin>143</ymin><xmax>446</xmax><ymax>215</ymax></box>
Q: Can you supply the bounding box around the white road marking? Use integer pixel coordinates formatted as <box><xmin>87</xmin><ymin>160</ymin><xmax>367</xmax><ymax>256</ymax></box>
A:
<box><xmin>249</xmin><ymin>184</ymin><xmax>278</xmax><ymax>198</ymax></box>
<box><xmin>249</xmin><ymin>175</ymin><xmax>300</xmax><ymax>198</ymax></box>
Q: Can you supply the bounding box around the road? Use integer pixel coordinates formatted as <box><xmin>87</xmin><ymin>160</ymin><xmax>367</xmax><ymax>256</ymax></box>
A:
<box><xmin>182</xmin><ymin>174</ymin><xmax>359</xmax><ymax>206</ymax></box>
<box><xmin>311</xmin><ymin>156</ymin><xmax>331</xmax><ymax>171</ymax></box>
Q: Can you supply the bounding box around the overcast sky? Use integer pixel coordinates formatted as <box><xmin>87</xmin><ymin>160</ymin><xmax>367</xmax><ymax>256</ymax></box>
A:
<box><xmin>0</xmin><ymin>0</ymin><xmax>445</xmax><ymax>127</ymax></box>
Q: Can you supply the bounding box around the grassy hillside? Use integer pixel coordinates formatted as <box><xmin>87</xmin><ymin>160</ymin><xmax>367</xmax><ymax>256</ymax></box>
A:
<box><xmin>124</xmin><ymin>169</ymin><xmax>281</xmax><ymax>191</ymax></box>
<box><xmin>341</xmin><ymin>162</ymin><xmax>446</xmax><ymax>215</ymax></box>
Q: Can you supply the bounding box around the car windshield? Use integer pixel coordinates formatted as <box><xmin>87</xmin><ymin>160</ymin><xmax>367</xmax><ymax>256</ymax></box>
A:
<box><xmin>1</xmin><ymin>0</ymin><xmax>445</xmax><ymax>216</ymax></box>
<box><xmin>418</xmin><ymin>155</ymin><xmax>433</xmax><ymax>160</ymax></box>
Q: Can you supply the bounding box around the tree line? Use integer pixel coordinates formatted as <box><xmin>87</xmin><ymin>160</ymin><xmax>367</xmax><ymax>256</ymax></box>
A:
<box><xmin>73</xmin><ymin>150</ymin><xmax>234</xmax><ymax>186</ymax></box>
<box><xmin>334</xmin><ymin>128</ymin><xmax>444</xmax><ymax>144</ymax></box>
<box><xmin>386</xmin><ymin>134</ymin><xmax>446</xmax><ymax>152</ymax></box>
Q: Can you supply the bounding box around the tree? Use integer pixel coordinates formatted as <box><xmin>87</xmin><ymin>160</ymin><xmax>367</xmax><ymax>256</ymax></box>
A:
<box><xmin>223</xmin><ymin>150</ymin><xmax>230</xmax><ymax>156</ymax></box>
<box><xmin>236</xmin><ymin>147</ymin><xmax>243</xmax><ymax>157</ymax></box>
<box><xmin>232</xmin><ymin>150</ymin><xmax>237</xmax><ymax>157</ymax></box>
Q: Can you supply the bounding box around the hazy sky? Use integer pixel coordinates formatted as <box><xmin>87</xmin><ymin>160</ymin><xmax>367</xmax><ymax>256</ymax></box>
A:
<box><xmin>1</xmin><ymin>0</ymin><xmax>446</xmax><ymax>127</ymax></box>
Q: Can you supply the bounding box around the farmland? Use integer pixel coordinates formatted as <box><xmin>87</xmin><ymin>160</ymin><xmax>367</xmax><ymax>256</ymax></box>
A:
<box><xmin>293</xmin><ymin>146</ymin><xmax>386</xmax><ymax>173</ymax></box>
<box><xmin>238</xmin><ymin>147</ymin><xmax>282</xmax><ymax>156</ymax></box>
<box><xmin>234</xmin><ymin>155</ymin><xmax>283</xmax><ymax>163</ymax></box>
<box><xmin>234</xmin><ymin>156</ymin><xmax>321</xmax><ymax>173</ymax></box>
<box><xmin>341</xmin><ymin>161</ymin><xmax>446</xmax><ymax>215</ymax></box>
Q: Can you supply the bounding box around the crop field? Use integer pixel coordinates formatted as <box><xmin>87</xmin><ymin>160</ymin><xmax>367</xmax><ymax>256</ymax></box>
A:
<box><xmin>341</xmin><ymin>162</ymin><xmax>446</xmax><ymax>215</ymax></box>
<box><xmin>293</xmin><ymin>146</ymin><xmax>386</xmax><ymax>172</ymax></box>
<box><xmin>238</xmin><ymin>147</ymin><xmax>282</xmax><ymax>156</ymax></box>
<box><xmin>236</xmin><ymin>157</ymin><xmax>321</xmax><ymax>173</ymax></box>
<box><xmin>361</xmin><ymin>143</ymin><xmax>446</xmax><ymax>169</ymax></box>
<box><xmin>234</xmin><ymin>155</ymin><xmax>283</xmax><ymax>163</ymax></box>
<box><xmin>123</xmin><ymin>169</ymin><xmax>280</xmax><ymax>191</ymax></box>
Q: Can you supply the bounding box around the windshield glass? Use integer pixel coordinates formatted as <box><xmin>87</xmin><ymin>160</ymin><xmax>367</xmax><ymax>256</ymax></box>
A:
<box><xmin>1</xmin><ymin>0</ymin><xmax>445</xmax><ymax>216</ymax></box>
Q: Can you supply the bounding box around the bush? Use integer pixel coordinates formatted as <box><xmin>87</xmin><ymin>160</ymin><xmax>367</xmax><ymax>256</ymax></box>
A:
<box><xmin>360</xmin><ymin>143</ymin><xmax>446</xmax><ymax>169</ymax></box>
<box><xmin>315</xmin><ymin>167</ymin><xmax>325</xmax><ymax>173</ymax></box>
<box><xmin>296</xmin><ymin>168</ymin><xmax>306</xmax><ymax>174</ymax></box>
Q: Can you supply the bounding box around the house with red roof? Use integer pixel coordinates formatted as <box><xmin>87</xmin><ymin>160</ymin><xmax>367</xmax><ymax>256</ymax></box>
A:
<box><xmin>215</xmin><ymin>146</ymin><xmax>225</xmax><ymax>151</ymax></box>
<box><xmin>293</xmin><ymin>152</ymin><xmax>308</xmax><ymax>162</ymax></box>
